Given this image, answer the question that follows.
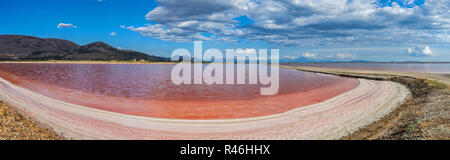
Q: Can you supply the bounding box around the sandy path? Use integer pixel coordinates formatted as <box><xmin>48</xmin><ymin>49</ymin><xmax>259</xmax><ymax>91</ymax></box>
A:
<box><xmin>0</xmin><ymin>72</ymin><xmax>409</xmax><ymax>140</ymax></box>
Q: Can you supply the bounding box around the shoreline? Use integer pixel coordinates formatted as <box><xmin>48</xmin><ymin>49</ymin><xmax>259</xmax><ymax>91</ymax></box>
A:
<box><xmin>0</xmin><ymin>62</ymin><xmax>440</xmax><ymax>139</ymax></box>
<box><xmin>0</xmin><ymin>75</ymin><xmax>407</xmax><ymax>139</ymax></box>
<box><xmin>282</xmin><ymin>65</ymin><xmax>449</xmax><ymax>140</ymax></box>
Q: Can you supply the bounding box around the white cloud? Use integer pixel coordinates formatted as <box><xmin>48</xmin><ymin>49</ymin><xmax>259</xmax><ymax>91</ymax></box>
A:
<box><xmin>322</xmin><ymin>52</ymin><xmax>356</xmax><ymax>59</ymax></box>
<box><xmin>408</xmin><ymin>46</ymin><xmax>436</xmax><ymax>57</ymax></box>
<box><xmin>336</xmin><ymin>52</ymin><xmax>357</xmax><ymax>59</ymax></box>
<box><xmin>125</xmin><ymin>24</ymin><xmax>211</xmax><ymax>42</ymax></box>
<box><xmin>124</xmin><ymin>0</ymin><xmax>450</xmax><ymax>47</ymax></box>
<box><xmin>302</xmin><ymin>52</ymin><xmax>317</xmax><ymax>58</ymax></box>
<box><xmin>57</xmin><ymin>23</ymin><xmax>77</xmax><ymax>29</ymax></box>
<box><xmin>282</xmin><ymin>56</ymin><xmax>299</xmax><ymax>60</ymax></box>
<box><xmin>326</xmin><ymin>54</ymin><xmax>336</xmax><ymax>58</ymax></box>
<box><xmin>110</xmin><ymin>32</ymin><xmax>117</xmax><ymax>36</ymax></box>
<box><xmin>281</xmin><ymin>52</ymin><xmax>317</xmax><ymax>60</ymax></box>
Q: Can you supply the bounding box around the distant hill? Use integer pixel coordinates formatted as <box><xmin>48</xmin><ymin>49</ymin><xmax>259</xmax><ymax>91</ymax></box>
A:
<box><xmin>0</xmin><ymin>35</ymin><xmax>169</xmax><ymax>62</ymax></box>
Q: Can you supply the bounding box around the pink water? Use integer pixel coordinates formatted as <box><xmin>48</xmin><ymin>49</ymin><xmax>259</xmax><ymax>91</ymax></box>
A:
<box><xmin>0</xmin><ymin>63</ymin><xmax>359</xmax><ymax>119</ymax></box>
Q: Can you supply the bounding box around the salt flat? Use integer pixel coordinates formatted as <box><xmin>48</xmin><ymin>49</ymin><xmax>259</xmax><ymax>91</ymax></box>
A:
<box><xmin>0</xmin><ymin>75</ymin><xmax>409</xmax><ymax>139</ymax></box>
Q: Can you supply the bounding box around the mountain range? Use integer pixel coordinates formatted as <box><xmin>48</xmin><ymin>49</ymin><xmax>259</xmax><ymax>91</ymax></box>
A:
<box><xmin>0</xmin><ymin>35</ymin><xmax>169</xmax><ymax>62</ymax></box>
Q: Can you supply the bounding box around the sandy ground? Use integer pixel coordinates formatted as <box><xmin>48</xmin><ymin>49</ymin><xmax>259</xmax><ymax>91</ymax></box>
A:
<box><xmin>0</xmin><ymin>101</ymin><xmax>62</xmax><ymax>140</ymax></box>
<box><xmin>0</xmin><ymin>71</ymin><xmax>408</xmax><ymax>139</ymax></box>
<box><xmin>282</xmin><ymin>65</ymin><xmax>449</xmax><ymax>140</ymax></box>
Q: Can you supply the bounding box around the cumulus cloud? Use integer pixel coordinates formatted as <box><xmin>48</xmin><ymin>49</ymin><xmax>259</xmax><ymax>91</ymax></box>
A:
<box><xmin>407</xmin><ymin>46</ymin><xmax>436</xmax><ymax>57</ymax></box>
<box><xmin>124</xmin><ymin>0</ymin><xmax>450</xmax><ymax>47</ymax></box>
<box><xmin>125</xmin><ymin>24</ymin><xmax>211</xmax><ymax>42</ymax></box>
<box><xmin>302</xmin><ymin>52</ymin><xmax>317</xmax><ymax>58</ymax></box>
<box><xmin>57</xmin><ymin>23</ymin><xmax>77</xmax><ymax>29</ymax></box>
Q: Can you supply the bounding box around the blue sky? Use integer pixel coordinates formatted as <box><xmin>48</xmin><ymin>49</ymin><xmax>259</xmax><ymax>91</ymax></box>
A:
<box><xmin>1</xmin><ymin>0</ymin><xmax>449</xmax><ymax>62</ymax></box>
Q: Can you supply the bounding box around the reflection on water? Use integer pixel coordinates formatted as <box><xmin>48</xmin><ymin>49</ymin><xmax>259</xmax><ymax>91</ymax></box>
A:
<box><xmin>0</xmin><ymin>63</ymin><xmax>359</xmax><ymax>119</ymax></box>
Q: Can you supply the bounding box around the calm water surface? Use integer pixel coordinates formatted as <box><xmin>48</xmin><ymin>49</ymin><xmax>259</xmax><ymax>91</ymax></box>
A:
<box><xmin>0</xmin><ymin>63</ymin><xmax>359</xmax><ymax>119</ymax></box>
<box><xmin>284</xmin><ymin>63</ymin><xmax>450</xmax><ymax>74</ymax></box>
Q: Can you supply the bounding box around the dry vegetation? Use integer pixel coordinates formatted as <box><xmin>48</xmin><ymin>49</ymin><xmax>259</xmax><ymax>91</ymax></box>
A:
<box><xmin>0</xmin><ymin>101</ymin><xmax>63</xmax><ymax>140</ymax></box>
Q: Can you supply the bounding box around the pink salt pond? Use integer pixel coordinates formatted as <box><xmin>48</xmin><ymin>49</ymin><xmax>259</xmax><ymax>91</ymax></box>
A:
<box><xmin>0</xmin><ymin>63</ymin><xmax>359</xmax><ymax>120</ymax></box>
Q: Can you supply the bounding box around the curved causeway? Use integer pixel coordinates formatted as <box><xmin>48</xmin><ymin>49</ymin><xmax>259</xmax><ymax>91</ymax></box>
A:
<box><xmin>0</xmin><ymin>66</ymin><xmax>409</xmax><ymax>139</ymax></box>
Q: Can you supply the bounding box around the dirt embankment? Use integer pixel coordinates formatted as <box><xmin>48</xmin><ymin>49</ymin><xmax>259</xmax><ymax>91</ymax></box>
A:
<box><xmin>283</xmin><ymin>65</ymin><xmax>449</xmax><ymax>140</ymax></box>
<box><xmin>343</xmin><ymin>77</ymin><xmax>448</xmax><ymax>140</ymax></box>
<box><xmin>0</xmin><ymin>101</ymin><xmax>63</xmax><ymax>140</ymax></box>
